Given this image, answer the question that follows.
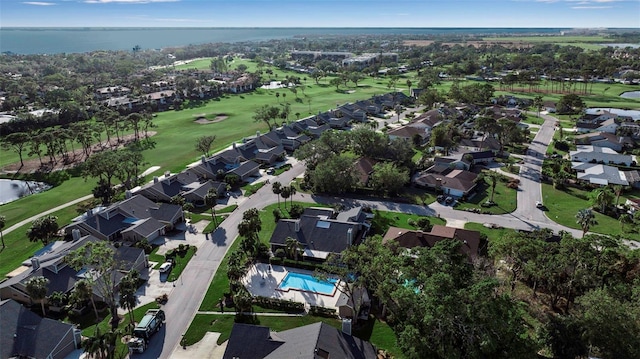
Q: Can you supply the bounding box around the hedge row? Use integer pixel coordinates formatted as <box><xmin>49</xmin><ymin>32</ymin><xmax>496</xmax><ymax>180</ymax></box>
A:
<box><xmin>253</xmin><ymin>296</ymin><xmax>304</xmax><ymax>313</ymax></box>
<box><xmin>309</xmin><ymin>305</ymin><xmax>337</xmax><ymax>318</ymax></box>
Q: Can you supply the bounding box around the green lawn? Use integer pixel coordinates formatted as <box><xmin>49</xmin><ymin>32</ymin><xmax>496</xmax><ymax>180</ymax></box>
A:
<box><xmin>370</xmin><ymin>209</ymin><xmax>446</xmax><ymax>236</ymax></box>
<box><xmin>241</xmin><ymin>181</ymin><xmax>266</xmax><ymax>196</ymax></box>
<box><xmin>0</xmin><ymin>201</ymin><xmax>91</xmax><ymax>278</ymax></box>
<box><xmin>541</xmin><ymin>183</ymin><xmax>638</xmax><ymax>239</ymax></box>
<box><xmin>166</xmin><ymin>246</ymin><xmax>197</xmax><ymax>282</ymax></box>
<box><xmin>455</xmin><ymin>176</ymin><xmax>518</xmax><ymax>215</ymax></box>
<box><xmin>464</xmin><ymin>222</ymin><xmax>513</xmax><ymax>242</ymax></box>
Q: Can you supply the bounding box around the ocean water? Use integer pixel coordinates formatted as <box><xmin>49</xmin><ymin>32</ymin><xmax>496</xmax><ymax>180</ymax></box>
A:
<box><xmin>0</xmin><ymin>27</ymin><xmax>565</xmax><ymax>55</ymax></box>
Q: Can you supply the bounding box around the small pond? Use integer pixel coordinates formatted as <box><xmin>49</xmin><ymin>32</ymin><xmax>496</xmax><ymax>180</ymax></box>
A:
<box><xmin>620</xmin><ymin>91</ymin><xmax>640</xmax><ymax>99</ymax></box>
<box><xmin>0</xmin><ymin>179</ymin><xmax>51</xmax><ymax>205</ymax></box>
<box><xmin>586</xmin><ymin>108</ymin><xmax>640</xmax><ymax>121</ymax></box>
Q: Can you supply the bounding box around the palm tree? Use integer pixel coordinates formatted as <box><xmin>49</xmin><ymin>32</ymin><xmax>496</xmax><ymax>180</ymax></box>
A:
<box><xmin>0</xmin><ymin>215</ymin><xmax>5</xmax><ymax>249</ymax></box>
<box><xmin>613</xmin><ymin>185</ymin><xmax>624</xmax><ymax>206</ymax></box>
<box><xmin>271</xmin><ymin>181</ymin><xmax>282</xmax><ymax>208</ymax></box>
<box><xmin>25</xmin><ymin>276</ymin><xmax>49</xmax><ymax>315</ymax></box>
<box><xmin>204</xmin><ymin>189</ymin><xmax>218</xmax><ymax>227</ymax></box>
<box><xmin>119</xmin><ymin>270</ymin><xmax>139</xmax><ymax>327</ymax></box>
<box><xmin>533</xmin><ymin>95</ymin><xmax>543</xmax><ymax>118</ymax></box>
<box><xmin>288</xmin><ymin>185</ymin><xmax>297</xmax><ymax>209</ymax></box>
<box><xmin>82</xmin><ymin>327</ymin><xmax>110</xmax><ymax>359</ymax></box>
<box><xmin>576</xmin><ymin>208</ymin><xmax>597</xmax><ymax>237</ymax></box>
<box><xmin>476</xmin><ymin>171</ymin><xmax>500</xmax><ymax>203</ymax></box>
<box><xmin>590</xmin><ymin>187</ymin><xmax>614</xmax><ymax>213</ymax></box>
<box><xmin>72</xmin><ymin>279</ymin><xmax>99</xmax><ymax>320</ymax></box>
<box><xmin>285</xmin><ymin>236</ymin><xmax>303</xmax><ymax>262</ymax></box>
<box><xmin>280</xmin><ymin>186</ymin><xmax>291</xmax><ymax>210</ymax></box>
<box><xmin>619</xmin><ymin>213</ymin><xmax>633</xmax><ymax>231</ymax></box>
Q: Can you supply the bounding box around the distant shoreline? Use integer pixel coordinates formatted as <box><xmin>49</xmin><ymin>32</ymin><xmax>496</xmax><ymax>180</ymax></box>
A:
<box><xmin>0</xmin><ymin>27</ymin><xmax>635</xmax><ymax>55</ymax></box>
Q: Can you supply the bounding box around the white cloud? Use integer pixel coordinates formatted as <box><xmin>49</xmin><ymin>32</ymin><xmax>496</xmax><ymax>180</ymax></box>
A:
<box><xmin>572</xmin><ymin>5</ymin><xmax>614</xmax><ymax>8</ymax></box>
<box><xmin>22</xmin><ymin>1</ymin><xmax>56</xmax><ymax>5</ymax></box>
<box><xmin>84</xmin><ymin>0</ymin><xmax>179</xmax><ymax>4</ymax></box>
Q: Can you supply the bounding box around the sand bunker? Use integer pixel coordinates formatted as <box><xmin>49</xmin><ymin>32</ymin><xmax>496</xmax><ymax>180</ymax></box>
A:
<box><xmin>194</xmin><ymin>114</ymin><xmax>228</xmax><ymax>124</ymax></box>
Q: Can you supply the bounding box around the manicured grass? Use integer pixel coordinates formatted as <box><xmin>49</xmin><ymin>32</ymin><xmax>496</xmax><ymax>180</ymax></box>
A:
<box><xmin>464</xmin><ymin>222</ymin><xmax>512</xmax><ymax>242</ymax></box>
<box><xmin>202</xmin><ymin>215</ymin><xmax>227</xmax><ymax>234</ymax></box>
<box><xmin>0</xmin><ymin>202</ymin><xmax>89</xmax><ymax>278</ymax></box>
<box><xmin>482</xmin><ymin>35</ymin><xmax>613</xmax><ymax>43</ymax></box>
<box><xmin>369</xmin><ymin>209</ymin><xmax>446</xmax><ymax>236</ymax></box>
<box><xmin>198</xmin><ymin>238</ymin><xmax>241</xmax><ymax>311</ymax></box>
<box><xmin>241</xmin><ymin>181</ymin><xmax>266</xmax><ymax>196</ymax></box>
<box><xmin>541</xmin><ymin>183</ymin><xmax>638</xmax><ymax>239</ymax></box>
<box><xmin>166</xmin><ymin>246</ymin><xmax>197</xmax><ymax>282</ymax></box>
<box><xmin>455</xmin><ymin>177</ymin><xmax>518</xmax><ymax>215</ymax></box>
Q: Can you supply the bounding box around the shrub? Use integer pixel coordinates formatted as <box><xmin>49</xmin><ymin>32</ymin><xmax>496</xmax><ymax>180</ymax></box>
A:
<box><xmin>309</xmin><ymin>306</ymin><xmax>337</xmax><ymax>318</ymax></box>
<box><xmin>253</xmin><ymin>296</ymin><xmax>304</xmax><ymax>312</ymax></box>
<box><xmin>273</xmin><ymin>208</ymin><xmax>283</xmax><ymax>222</ymax></box>
<box><xmin>289</xmin><ymin>204</ymin><xmax>305</xmax><ymax>219</ymax></box>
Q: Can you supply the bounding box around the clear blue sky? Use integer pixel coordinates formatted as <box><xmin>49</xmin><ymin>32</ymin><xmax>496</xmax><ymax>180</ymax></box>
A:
<box><xmin>2</xmin><ymin>0</ymin><xmax>639</xmax><ymax>28</ymax></box>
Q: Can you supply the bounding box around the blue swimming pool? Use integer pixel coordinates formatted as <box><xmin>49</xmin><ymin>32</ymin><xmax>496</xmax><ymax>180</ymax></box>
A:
<box><xmin>278</xmin><ymin>272</ymin><xmax>337</xmax><ymax>295</ymax></box>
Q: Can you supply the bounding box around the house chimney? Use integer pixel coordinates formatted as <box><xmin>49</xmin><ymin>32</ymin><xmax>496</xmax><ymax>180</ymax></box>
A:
<box><xmin>212</xmin><ymin>157</ymin><xmax>217</xmax><ymax>165</ymax></box>
<box><xmin>31</xmin><ymin>258</ymin><xmax>40</xmax><ymax>270</ymax></box>
<box><xmin>347</xmin><ymin>228</ymin><xmax>353</xmax><ymax>245</ymax></box>
<box><xmin>125</xmin><ymin>190</ymin><xmax>132</xmax><ymax>199</ymax></box>
<box><xmin>201</xmin><ymin>155</ymin><xmax>206</xmax><ymax>164</ymax></box>
<box><xmin>256</xmin><ymin>130</ymin><xmax>261</xmax><ymax>137</ymax></box>
<box><xmin>153</xmin><ymin>176</ymin><xmax>159</xmax><ymax>184</ymax></box>
<box><xmin>72</xmin><ymin>229</ymin><xmax>81</xmax><ymax>241</ymax></box>
<box><xmin>342</xmin><ymin>318</ymin><xmax>352</xmax><ymax>336</ymax></box>
<box><xmin>86</xmin><ymin>209</ymin><xmax>93</xmax><ymax>218</ymax></box>
<box><xmin>295</xmin><ymin>220</ymin><xmax>300</xmax><ymax>232</ymax></box>
<box><xmin>233</xmin><ymin>142</ymin><xmax>237</xmax><ymax>149</ymax></box>
<box><xmin>165</xmin><ymin>171</ymin><xmax>171</xmax><ymax>178</ymax></box>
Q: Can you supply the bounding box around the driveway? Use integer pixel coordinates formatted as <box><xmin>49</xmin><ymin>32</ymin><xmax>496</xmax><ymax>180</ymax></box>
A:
<box><xmin>149</xmin><ymin>113</ymin><xmax>580</xmax><ymax>358</ymax></box>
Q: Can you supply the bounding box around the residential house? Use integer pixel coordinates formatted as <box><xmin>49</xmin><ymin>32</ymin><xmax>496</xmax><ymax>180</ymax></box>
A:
<box><xmin>1</xmin><ymin>299</ymin><xmax>82</xmax><ymax>359</ymax></box>
<box><xmin>543</xmin><ymin>101</ymin><xmax>557</xmax><ymax>113</ymax></box>
<box><xmin>270</xmin><ymin>207</ymin><xmax>370</xmax><ymax>261</ymax></box>
<box><xmin>574</xmin><ymin>131</ymin><xmax>633</xmax><ymax>152</ymax></box>
<box><xmin>575</xmin><ymin>116</ymin><xmax>619</xmax><ymax>134</ymax></box>
<box><xmin>222</xmin><ymin>322</ymin><xmax>377</xmax><ymax>359</ymax></box>
<box><xmin>64</xmin><ymin>194</ymin><xmax>184</xmax><ymax>243</ymax></box>
<box><xmin>353</xmin><ymin>157</ymin><xmax>378</xmax><ymax>187</ymax></box>
<box><xmin>433</xmin><ymin>156</ymin><xmax>470</xmax><ymax>171</ymax></box>
<box><xmin>229</xmin><ymin>160</ymin><xmax>261</xmax><ymax>181</ymax></box>
<box><xmin>413</xmin><ymin>165</ymin><xmax>478</xmax><ymax>198</ymax></box>
<box><xmin>260</xmin><ymin>126</ymin><xmax>311</xmax><ymax>152</ymax></box>
<box><xmin>569</xmin><ymin>145</ymin><xmax>634</xmax><ymax>166</ymax></box>
<box><xmin>0</xmin><ymin>233</ymin><xmax>146</xmax><ymax>307</ymax></box>
<box><xmin>624</xmin><ymin>170</ymin><xmax>640</xmax><ymax>188</ymax></box>
<box><xmin>387</xmin><ymin>125</ymin><xmax>428</xmax><ymax>144</ymax></box>
<box><xmin>95</xmin><ymin>86</ymin><xmax>131</xmax><ymax>100</ymax></box>
<box><xmin>463</xmin><ymin>150</ymin><xmax>495</xmax><ymax>165</ymax></box>
<box><xmin>458</xmin><ymin>136</ymin><xmax>501</xmax><ymax>154</ymax></box>
<box><xmin>571</xmin><ymin>162</ymin><xmax>630</xmax><ymax>186</ymax></box>
<box><xmin>382</xmin><ymin>225</ymin><xmax>483</xmax><ymax>260</ymax></box>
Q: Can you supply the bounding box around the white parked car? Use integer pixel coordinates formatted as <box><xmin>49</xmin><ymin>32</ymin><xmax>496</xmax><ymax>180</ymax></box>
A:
<box><xmin>536</xmin><ymin>201</ymin><xmax>544</xmax><ymax>209</ymax></box>
<box><xmin>159</xmin><ymin>262</ymin><xmax>172</xmax><ymax>273</ymax></box>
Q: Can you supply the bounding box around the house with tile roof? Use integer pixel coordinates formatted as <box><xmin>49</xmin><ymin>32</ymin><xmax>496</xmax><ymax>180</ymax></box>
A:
<box><xmin>223</xmin><ymin>322</ymin><xmax>377</xmax><ymax>359</ymax></box>
<box><xmin>1</xmin><ymin>299</ymin><xmax>81</xmax><ymax>359</ymax></box>
<box><xmin>382</xmin><ymin>225</ymin><xmax>484</xmax><ymax>260</ymax></box>
<box><xmin>573</xmin><ymin>131</ymin><xmax>634</xmax><ymax>152</ymax></box>
<box><xmin>413</xmin><ymin>165</ymin><xmax>478</xmax><ymax>198</ymax></box>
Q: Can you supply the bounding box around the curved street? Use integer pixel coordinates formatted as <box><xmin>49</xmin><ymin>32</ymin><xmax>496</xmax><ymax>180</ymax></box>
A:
<box><xmin>146</xmin><ymin>112</ymin><xmax>587</xmax><ymax>358</ymax></box>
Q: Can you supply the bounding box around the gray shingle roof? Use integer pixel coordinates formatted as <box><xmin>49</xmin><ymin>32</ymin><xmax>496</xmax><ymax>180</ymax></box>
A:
<box><xmin>1</xmin><ymin>299</ymin><xmax>77</xmax><ymax>359</ymax></box>
<box><xmin>223</xmin><ymin>322</ymin><xmax>377</xmax><ymax>359</ymax></box>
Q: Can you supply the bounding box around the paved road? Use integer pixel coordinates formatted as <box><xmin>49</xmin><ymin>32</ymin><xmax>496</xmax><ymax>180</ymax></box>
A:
<box><xmin>141</xmin><ymin>163</ymin><xmax>306</xmax><ymax>359</ymax></box>
<box><xmin>148</xmin><ymin>112</ymin><xmax>587</xmax><ymax>358</ymax></box>
<box><xmin>3</xmin><ymin>194</ymin><xmax>94</xmax><ymax>235</ymax></box>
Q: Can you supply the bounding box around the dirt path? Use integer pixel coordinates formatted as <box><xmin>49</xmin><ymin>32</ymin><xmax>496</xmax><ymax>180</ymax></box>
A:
<box><xmin>1</xmin><ymin>132</ymin><xmax>156</xmax><ymax>175</ymax></box>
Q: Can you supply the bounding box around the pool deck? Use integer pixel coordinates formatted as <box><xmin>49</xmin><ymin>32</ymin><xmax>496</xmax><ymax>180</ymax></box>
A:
<box><xmin>242</xmin><ymin>263</ymin><xmax>342</xmax><ymax>310</ymax></box>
